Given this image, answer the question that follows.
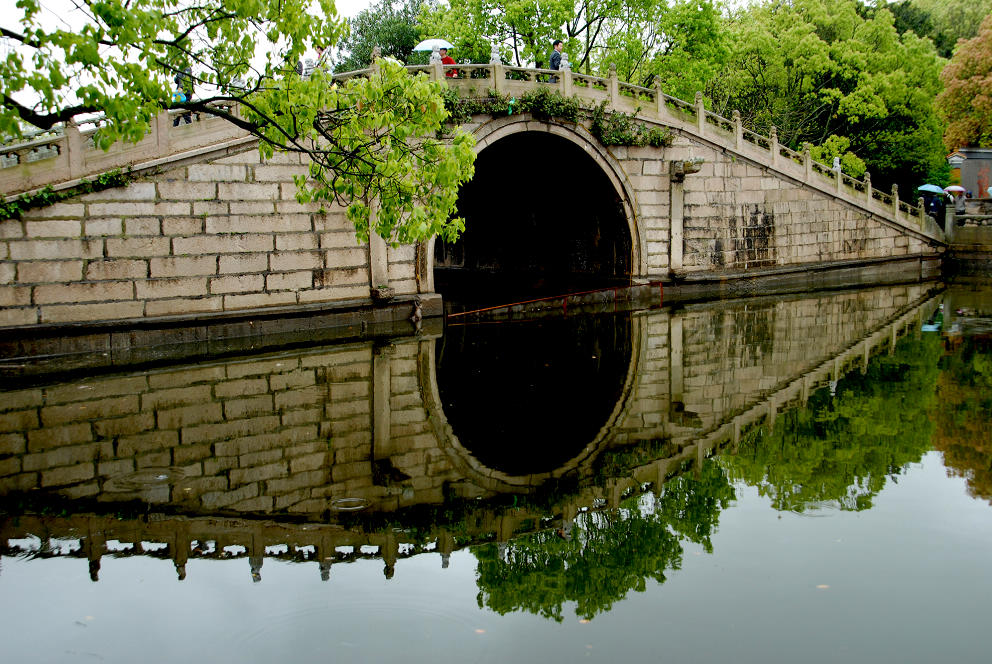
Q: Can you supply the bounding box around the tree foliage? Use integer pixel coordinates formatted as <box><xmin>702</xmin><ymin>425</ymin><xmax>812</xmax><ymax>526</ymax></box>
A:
<box><xmin>722</xmin><ymin>332</ymin><xmax>940</xmax><ymax>513</ymax></box>
<box><xmin>713</xmin><ymin>0</ymin><xmax>947</xmax><ymax>191</ymax></box>
<box><xmin>936</xmin><ymin>14</ymin><xmax>992</xmax><ymax>150</ymax></box>
<box><xmin>334</xmin><ymin>0</ymin><xmax>425</xmax><ymax>73</ymax></box>
<box><xmin>2</xmin><ymin>0</ymin><xmax>476</xmax><ymax>244</ymax></box>
<box><xmin>888</xmin><ymin>0</ymin><xmax>992</xmax><ymax>58</ymax></box>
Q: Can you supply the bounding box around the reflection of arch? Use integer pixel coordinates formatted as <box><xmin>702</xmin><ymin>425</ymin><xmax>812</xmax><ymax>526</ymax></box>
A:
<box><xmin>418</xmin><ymin>316</ymin><xmax>646</xmax><ymax>494</ymax></box>
<box><xmin>416</xmin><ymin>115</ymin><xmax>645</xmax><ymax>290</ymax></box>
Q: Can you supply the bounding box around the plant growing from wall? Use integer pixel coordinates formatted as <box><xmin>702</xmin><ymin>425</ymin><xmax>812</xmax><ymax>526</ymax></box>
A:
<box><xmin>589</xmin><ymin>102</ymin><xmax>673</xmax><ymax>147</ymax></box>
<box><xmin>0</xmin><ymin>169</ymin><xmax>135</xmax><ymax>222</ymax></box>
<box><xmin>442</xmin><ymin>89</ymin><xmax>671</xmax><ymax>148</ymax></box>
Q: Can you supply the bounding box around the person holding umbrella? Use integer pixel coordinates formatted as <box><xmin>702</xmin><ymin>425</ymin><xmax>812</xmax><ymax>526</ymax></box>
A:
<box><xmin>946</xmin><ymin>185</ymin><xmax>967</xmax><ymax>217</ymax></box>
<box><xmin>918</xmin><ymin>184</ymin><xmax>946</xmax><ymax>222</ymax></box>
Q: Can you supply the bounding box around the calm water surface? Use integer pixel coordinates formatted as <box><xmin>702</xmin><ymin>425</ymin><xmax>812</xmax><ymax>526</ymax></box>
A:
<box><xmin>2</xmin><ymin>279</ymin><xmax>991</xmax><ymax>663</ymax></box>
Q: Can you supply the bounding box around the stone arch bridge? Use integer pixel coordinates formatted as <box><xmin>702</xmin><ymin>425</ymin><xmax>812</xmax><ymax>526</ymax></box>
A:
<box><xmin>0</xmin><ymin>61</ymin><xmax>944</xmax><ymax>330</ymax></box>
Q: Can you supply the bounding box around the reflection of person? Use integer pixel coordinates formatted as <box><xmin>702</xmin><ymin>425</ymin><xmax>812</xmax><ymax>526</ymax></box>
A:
<box><xmin>548</xmin><ymin>39</ymin><xmax>563</xmax><ymax>82</ymax></box>
<box><xmin>440</xmin><ymin>47</ymin><xmax>456</xmax><ymax>78</ymax></box>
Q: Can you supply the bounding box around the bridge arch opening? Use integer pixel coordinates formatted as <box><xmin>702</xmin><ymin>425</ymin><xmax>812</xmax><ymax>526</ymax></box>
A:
<box><xmin>434</xmin><ymin>130</ymin><xmax>633</xmax><ymax>304</ymax></box>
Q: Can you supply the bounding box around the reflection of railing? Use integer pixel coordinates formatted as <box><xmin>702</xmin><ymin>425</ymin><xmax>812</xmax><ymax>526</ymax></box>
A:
<box><xmin>2</xmin><ymin>61</ymin><xmax>930</xmax><ymax>238</ymax></box>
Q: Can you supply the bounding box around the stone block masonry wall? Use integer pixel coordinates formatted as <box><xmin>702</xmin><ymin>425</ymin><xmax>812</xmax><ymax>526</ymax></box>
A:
<box><xmin>605</xmin><ymin>135</ymin><xmax>939</xmax><ymax>277</ymax></box>
<box><xmin>0</xmin><ymin>338</ymin><xmax>457</xmax><ymax>516</ymax></box>
<box><xmin>0</xmin><ymin>148</ymin><xmax>419</xmax><ymax>328</ymax></box>
<box><xmin>678</xmin><ymin>141</ymin><xmax>934</xmax><ymax>273</ymax></box>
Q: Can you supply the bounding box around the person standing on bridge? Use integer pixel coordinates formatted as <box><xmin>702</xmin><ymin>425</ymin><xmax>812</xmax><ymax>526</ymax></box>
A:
<box><xmin>440</xmin><ymin>47</ymin><xmax>457</xmax><ymax>78</ymax></box>
<box><xmin>548</xmin><ymin>39</ymin><xmax>563</xmax><ymax>83</ymax></box>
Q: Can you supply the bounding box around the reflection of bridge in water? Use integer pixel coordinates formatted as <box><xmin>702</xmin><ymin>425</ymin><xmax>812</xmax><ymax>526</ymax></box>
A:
<box><xmin>0</xmin><ymin>282</ymin><xmax>941</xmax><ymax>581</ymax></box>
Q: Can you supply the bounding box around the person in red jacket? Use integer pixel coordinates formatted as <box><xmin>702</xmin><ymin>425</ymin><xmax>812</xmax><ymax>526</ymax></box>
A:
<box><xmin>440</xmin><ymin>47</ymin><xmax>457</xmax><ymax>78</ymax></box>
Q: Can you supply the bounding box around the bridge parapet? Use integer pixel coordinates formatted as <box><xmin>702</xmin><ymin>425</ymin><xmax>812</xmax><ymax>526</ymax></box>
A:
<box><xmin>3</xmin><ymin>63</ymin><xmax>936</xmax><ymax>242</ymax></box>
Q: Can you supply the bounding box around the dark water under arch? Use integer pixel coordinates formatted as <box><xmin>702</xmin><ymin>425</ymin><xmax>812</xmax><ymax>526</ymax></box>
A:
<box><xmin>434</xmin><ymin>131</ymin><xmax>632</xmax><ymax>307</ymax></box>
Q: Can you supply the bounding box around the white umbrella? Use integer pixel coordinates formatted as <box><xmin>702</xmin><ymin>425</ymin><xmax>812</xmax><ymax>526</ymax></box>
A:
<box><xmin>413</xmin><ymin>38</ymin><xmax>453</xmax><ymax>51</ymax></box>
<box><xmin>944</xmin><ymin>185</ymin><xmax>966</xmax><ymax>193</ymax></box>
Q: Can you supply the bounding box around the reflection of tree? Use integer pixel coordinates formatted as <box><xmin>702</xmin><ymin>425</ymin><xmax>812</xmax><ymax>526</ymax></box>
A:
<box><xmin>930</xmin><ymin>338</ymin><xmax>992</xmax><ymax>503</ymax></box>
<box><xmin>473</xmin><ymin>462</ymin><xmax>735</xmax><ymax>621</ymax></box>
<box><xmin>723</xmin><ymin>334</ymin><xmax>941</xmax><ymax>512</ymax></box>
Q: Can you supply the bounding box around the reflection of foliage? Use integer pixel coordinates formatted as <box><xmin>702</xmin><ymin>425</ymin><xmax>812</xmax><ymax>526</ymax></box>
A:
<box><xmin>930</xmin><ymin>338</ymin><xmax>992</xmax><ymax>503</ymax></box>
<box><xmin>473</xmin><ymin>461</ymin><xmax>735</xmax><ymax>621</ymax></box>
<box><xmin>723</xmin><ymin>334</ymin><xmax>941</xmax><ymax>512</ymax></box>
<box><xmin>592</xmin><ymin>438</ymin><xmax>678</xmax><ymax>481</ymax></box>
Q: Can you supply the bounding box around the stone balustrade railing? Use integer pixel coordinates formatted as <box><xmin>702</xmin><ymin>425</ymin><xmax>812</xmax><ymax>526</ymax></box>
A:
<box><xmin>1</xmin><ymin>62</ymin><xmax>931</xmax><ymax>237</ymax></box>
<box><xmin>1</xmin><ymin>103</ymin><xmax>252</xmax><ymax>198</ymax></box>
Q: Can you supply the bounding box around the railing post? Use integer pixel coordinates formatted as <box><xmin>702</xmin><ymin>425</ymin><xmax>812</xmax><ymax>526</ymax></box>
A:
<box><xmin>489</xmin><ymin>44</ymin><xmax>503</xmax><ymax>94</ymax></box>
<box><xmin>803</xmin><ymin>142</ymin><xmax>812</xmax><ymax>180</ymax></box>
<box><xmin>695</xmin><ymin>92</ymin><xmax>705</xmax><ymax>135</ymax></box>
<box><xmin>769</xmin><ymin>125</ymin><xmax>778</xmax><ymax>166</ymax></box>
<box><xmin>654</xmin><ymin>80</ymin><xmax>667</xmax><ymax>120</ymax></box>
<box><xmin>864</xmin><ymin>171</ymin><xmax>872</xmax><ymax>203</ymax></box>
<box><xmin>561</xmin><ymin>54</ymin><xmax>572</xmax><ymax>97</ymax></box>
<box><xmin>732</xmin><ymin>110</ymin><xmax>742</xmax><ymax>149</ymax></box>
<box><xmin>154</xmin><ymin>110</ymin><xmax>171</xmax><ymax>153</ymax></box>
<box><xmin>835</xmin><ymin>161</ymin><xmax>843</xmax><ymax>193</ymax></box>
<box><xmin>891</xmin><ymin>184</ymin><xmax>899</xmax><ymax>219</ymax></box>
<box><xmin>65</xmin><ymin>120</ymin><xmax>84</xmax><ymax>179</ymax></box>
<box><xmin>492</xmin><ymin>63</ymin><xmax>504</xmax><ymax>94</ymax></box>
<box><xmin>608</xmin><ymin>63</ymin><xmax>618</xmax><ymax>107</ymax></box>
<box><xmin>917</xmin><ymin>197</ymin><xmax>926</xmax><ymax>227</ymax></box>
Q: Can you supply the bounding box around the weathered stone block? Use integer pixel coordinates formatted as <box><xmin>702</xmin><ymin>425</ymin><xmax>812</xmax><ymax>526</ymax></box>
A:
<box><xmin>135</xmin><ymin>277</ymin><xmax>208</xmax><ymax>300</ymax></box>
<box><xmin>223</xmin><ymin>291</ymin><xmax>297</xmax><ymax>310</ymax></box>
<box><xmin>150</xmin><ymin>256</ymin><xmax>217</xmax><ymax>278</ymax></box>
<box><xmin>124</xmin><ymin>218</ymin><xmax>162</xmax><ymax>236</ymax></box>
<box><xmin>223</xmin><ymin>394</ymin><xmax>274</xmax><ymax>419</ymax></box>
<box><xmin>86</xmin><ymin>259</ymin><xmax>147</xmax><ymax>281</ymax></box>
<box><xmin>25</xmin><ymin>219</ymin><xmax>81</xmax><ymax>238</ymax></box>
<box><xmin>188</xmin><ymin>164</ymin><xmax>247</xmax><ymax>182</ymax></box>
<box><xmin>146</xmin><ymin>297</ymin><xmax>223</xmax><ymax>317</ymax></box>
<box><xmin>218</xmin><ymin>254</ymin><xmax>267</xmax><ymax>274</ymax></box>
<box><xmin>173</xmin><ymin>234</ymin><xmax>273</xmax><ymax>255</ymax></box>
<box><xmin>266</xmin><ymin>271</ymin><xmax>312</xmax><ymax>291</ymax></box>
<box><xmin>9</xmin><ymin>239</ymin><xmax>102</xmax><ymax>261</ymax></box>
<box><xmin>106</xmin><ymin>237</ymin><xmax>171</xmax><ymax>257</ymax></box>
<box><xmin>40</xmin><ymin>462</ymin><xmax>94</xmax><ymax>487</ymax></box>
<box><xmin>156</xmin><ymin>402</ymin><xmax>224</xmax><ymax>429</ymax></box>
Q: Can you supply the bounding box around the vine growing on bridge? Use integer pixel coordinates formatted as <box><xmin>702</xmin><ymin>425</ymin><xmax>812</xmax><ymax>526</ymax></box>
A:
<box><xmin>441</xmin><ymin>89</ymin><xmax>673</xmax><ymax>149</ymax></box>
<box><xmin>0</xmin><ymin>169</ymin><xmax>136</xmax><ymax>222</ymax></box>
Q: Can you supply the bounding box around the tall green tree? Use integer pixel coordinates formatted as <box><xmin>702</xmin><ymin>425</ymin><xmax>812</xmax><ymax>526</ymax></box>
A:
<box><xmin>714</xmin><ymin>0</ymin><xmax>946</xmax><ymax>191</ymax></box>
<box><xmin>888</xmin><ymin>0</ymin><xmax>992</xmax><ymax>58</ymax></box>
<box><xmin>936</xmin><ymin>14</ymin><xmax>992</xmax><ymax>150</ymax></box>
<box><xmin>1</xmin><ymin>0</ymin><xmax>476</xmax><ymax>244</ymax></box>
<box><xmin>334</xmin><ymin>0</ymin><xmax>425</xmax><ymax>72</ymax></box>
